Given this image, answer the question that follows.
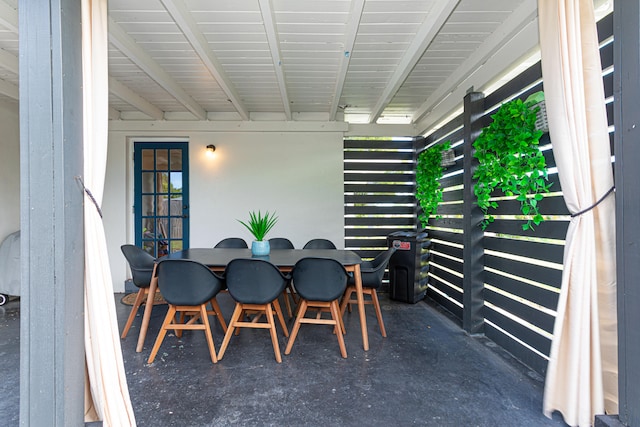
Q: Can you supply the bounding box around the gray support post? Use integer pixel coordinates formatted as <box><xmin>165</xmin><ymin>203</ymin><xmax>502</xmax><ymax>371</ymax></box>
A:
<box><xmin>613</xmin><ymin>1</ymin><xmax>640</xmax><ymax>425</ymax></box>
<box><xmin>19</xmin><ymin>1</ymin><xmax>85</xmax><ymax>426</ymax></box>
<box><xmin>462</xmin><ymin>91</ymin><xmax>485</xmax><ymax>335</ymax></box>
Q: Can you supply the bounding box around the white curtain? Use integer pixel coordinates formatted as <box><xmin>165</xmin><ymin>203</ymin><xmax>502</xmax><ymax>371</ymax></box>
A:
<box><xmin>538</xmin><ymin>1</ymin><xmax>618</xmax><ymax>426</ymax></box>
<box><xmin>82</xmin><ymin>0</ymin><xmax>137</xmax><ymax>425</ymax></box>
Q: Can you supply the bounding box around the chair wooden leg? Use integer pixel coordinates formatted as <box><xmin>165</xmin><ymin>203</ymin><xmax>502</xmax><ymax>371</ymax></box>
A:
<box><xmin>218</xmin><ymin>303</ymin><xmax>243</xmax><ymax>360</ymax></box>
<box><xmin>176</xmin><ymin>311</ymin><xmax>187</xmax><ymax>337</ymax></box>
<box><xmin>330</xmin><ymin>300</ymin><xmax>347</xmax><ymax>358</ymax></box>
<box><xmin>272</xmin><ymin>299</ymin><xmax>289</xmax><ymax>337</ymax></box>
<box><xmin>282</xmin><ymin>289</ymin><xmax>293</xmax><ymax>318</ymax></box>
<box><xmin>288</xmin><ymin>282</ymin><xmax>300</xmax><ymax>304</ymax></box>
<box><xmin>148</xmin><ymin>305</ymin><xmax>177</xmax><ymax>363</ymax></box>
<box><xmin>340</xmin><ymin>287</ymin><xmax>354</xmax><ymax>316</ymax></box>
<box><xmin>335</xmin><ymin>302</ymin><xmax>346</xmax><ymax>335</ymax></box>
<box><xmin>284</xmin><ymin>300</ymin><xmax>308</xmax><ymax>355</ymax></box>
<box><xmin>265</xmin><ymin>304</ymin><xmax>282</xmax><ymax>363</ymax></box>
<box><xmin>199</xmin><ymin>304</ymin><xmax>218</xmax><ymax>363</ymax></box>
<box><xmin>121</xmin><ymin>288</ymin><xmax>147</xmax><ymax>338</ymax></box>
<box><xmin>370</xmin><ymin>289</ymin><xmax>387</xmax><ymax>337</ymax></box>
<box><xmin>208</xmin><ymin>297</ymin><xmax>228</xmax><ymax>333</ymax></box>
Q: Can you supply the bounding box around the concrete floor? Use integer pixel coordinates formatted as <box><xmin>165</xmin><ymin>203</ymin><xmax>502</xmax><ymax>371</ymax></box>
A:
<box><xmin>1</xmin><ymin>292</ymin><xmax>569</xmax><ymax>426</ymax></box>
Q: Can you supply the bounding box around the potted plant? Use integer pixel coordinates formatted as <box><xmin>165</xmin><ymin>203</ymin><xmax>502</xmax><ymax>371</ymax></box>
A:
<box><xmin>416</xmin><ymin>141</ymin><xmax>451</xmax><ymax>228</ymax></box>
<box><xmin>238</xmin><ymin>210</ymin><xmax>278</xmax><ymax>255</ymax></box>
<box><xmin>472</xmin><ymin>91</ymin><xmax>551</xmax><ymax>231</ymax></box>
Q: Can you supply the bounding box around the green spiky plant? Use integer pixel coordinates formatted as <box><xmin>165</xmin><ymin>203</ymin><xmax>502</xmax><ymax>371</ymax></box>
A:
<box><xmin>238</xmin><ymin>210</ymin><xmax>278</xmax><ymax>241</ymax></box>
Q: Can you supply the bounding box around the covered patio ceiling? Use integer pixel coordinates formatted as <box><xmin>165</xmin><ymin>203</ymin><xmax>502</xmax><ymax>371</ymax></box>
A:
<box><xmin>0</xmin><ymin>0</ymin><xmax>610</xmax><ymax>133</ymax></box>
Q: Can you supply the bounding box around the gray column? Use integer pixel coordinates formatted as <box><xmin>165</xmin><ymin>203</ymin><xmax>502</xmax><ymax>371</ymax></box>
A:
<box><xmin>462</xmin><ymin>91</ymin><xmax>485</xmax><ymax>335</ymax></box>
<box><xmin>614</xmin><ymin>1</ymin><xmax>640</xmax><ymax>426</ymax></box>
<box><xmin>19</xmin><ymin>0</ymin><xmax>85</xmax><ymax>425</ymax></box>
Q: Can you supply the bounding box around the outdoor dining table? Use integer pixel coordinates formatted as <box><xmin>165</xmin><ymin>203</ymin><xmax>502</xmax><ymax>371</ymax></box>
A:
<box><xmin>134</xmin><ymin>248</ymin><xmax>371</xmax><ymax>352</ymax></box>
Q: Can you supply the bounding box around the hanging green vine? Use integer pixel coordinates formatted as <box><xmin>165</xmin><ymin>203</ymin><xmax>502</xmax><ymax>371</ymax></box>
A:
<box><xmin>416</xmin><ymin>141</ymin><xmax>450</xmax><ymax>228</ymax></box>
<box><xmin>473</xmin><ymin>93</ymin><xmax>551</xmax><ymax>231</ymax></box>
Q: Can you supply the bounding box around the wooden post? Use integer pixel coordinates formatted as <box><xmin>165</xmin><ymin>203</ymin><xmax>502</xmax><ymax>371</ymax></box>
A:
<box><xmin>462</xmin><ymin>91</ymin><xmax>485</xmax><ymax>335</ymax></box>
<box><xmin>19</xmin><ymin>0</ymin><xmax>85</xmax><ymax>425</ymax></box>
<box><xmin>613</xmin><ymin>0</ymin><xmax>640</xmax><ymax>425</ymax></box>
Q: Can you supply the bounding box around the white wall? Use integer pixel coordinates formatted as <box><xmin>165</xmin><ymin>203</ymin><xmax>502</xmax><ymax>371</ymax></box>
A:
<box><xmin>105</xmin><ymin>128</ymin><xmax>345</xmax><ymax>291</ymax></box>
<box><xmin>0</xmin><ymin>99</ymin><xmax>20</xmax><ymax>243</ymax></box>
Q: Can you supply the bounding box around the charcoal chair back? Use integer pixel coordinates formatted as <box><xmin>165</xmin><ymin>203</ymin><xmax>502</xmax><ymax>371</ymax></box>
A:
<box><xmin>121</xmin><ymin>244</ymin><xmax>155</xmax><ymax>289</ymax></box>
<box><xmin>214</xmin><ymin>237</ymin><xmax>248</xmax><ymax>249</ymax></box>
<box><xmin>157</xmin><ymin>259</ymin><xmax>223</xmax><ymax>305</ymax></box>
<box><xmin>302</xmin><ymin>238</ymin><xmax>337</xmax><ymax>250</ymax></box>
<box><xmin>225</xmin><ymin>258</ymin><xmax>288</xmax><ymax>304</ymax></box>
<box><xmin>268</xmin><ymin>237</ymin><xmax>295</xmax><ymax>249</ymax></box>
<box><xmin>291</xmin><ymin>257</ymin><xmax>347</xmax><ymax>301</ymax></box>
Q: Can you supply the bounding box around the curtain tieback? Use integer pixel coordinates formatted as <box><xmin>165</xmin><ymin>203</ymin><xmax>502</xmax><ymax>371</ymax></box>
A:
<box><xmin>570</xmin><ymin>185</ymin><xmax>615</xmax><ymax>218</ymax></box>
<box><xmin>75</xmin><ymin>176</ymin><xmax>103</xmax><ymax>218</ymax></box>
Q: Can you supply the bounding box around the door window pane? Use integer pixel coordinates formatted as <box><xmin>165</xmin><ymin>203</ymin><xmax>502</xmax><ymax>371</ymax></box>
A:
<box><xmin>170</xmin><ymin>149</ymin><xmax>182</xmax><ymax>171</ymax></box>
<box><xmin>141</xmin><ymin>172</ymin><xmax>155</xmax><ymax>193</ymax></box>
<box><xmin>170</xmin><ymin>218</ymin><xmax>183</xmax><ymax>239</ymax></box>
<box><xmin>170</xmin><ymin>171</ymin><xmax>182</xmax><ymax>195</ymax></box>
<box><xmin>141</xmin><ymin>195</ymin><xmax>155</xmax><ymax>216</ymax></box>
<box><xmin>158</xmin><ymin>172</ymin><xmax>169</xmax><ymax>194</ymax></box>
<box><xmin>141</xmin><ymin>149</ymin><xmax>154</xmax><ymax>170</ymax></box>
<box><xmin>156</xmin><ymin>149</ymin><xmax>168</xmax><ymax>171</ymax></box>
<box><xmin>169</xmin><ymin>199</ymin><xmax>182</xmax><ymax>216</ymax></box>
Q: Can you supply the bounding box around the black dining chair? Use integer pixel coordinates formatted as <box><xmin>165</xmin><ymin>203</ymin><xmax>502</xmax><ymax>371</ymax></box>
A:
<box><xmin>214</xmin><ymin>237</ymin><xmax>248</xmax><ymax>248</ymax></box>
<box><xmin>120</xmin><ymin>244</ymin><xmax>157</xmax><ymax>339</ymax></box>
<box><xmin>340</xmin><ymin>247</ymin><xmax>396</xmax><ymax>338</ymax></box>
<box><xmin>218</xmin><ymin>258</ymin><xmax>290</xmax><ymax>363</ymax></box>
<box><xmin>285</xmin><ymin>257</ymin><xmax>349</xmax><ymax>358</ymax></box>
<box><xmin>147</xmin><ymin>259</ymin><xmax>227</xmax><ymax>364</ymax></box>
<box><xmin>268</xmin><ymin>237</ymin><xmax>295</xmax><ymax>249</ymax></box>
<box><xmin>302</xmin><ymin>238</ymin><xmax>337</xmax><ymax>249</ymax></box>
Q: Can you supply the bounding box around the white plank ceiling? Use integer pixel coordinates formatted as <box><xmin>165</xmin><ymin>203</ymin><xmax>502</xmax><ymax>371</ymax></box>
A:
<box><xmin>0</xmin><ymin>1</ymin><xmax>612</xmax><ymax>131</ymax></box>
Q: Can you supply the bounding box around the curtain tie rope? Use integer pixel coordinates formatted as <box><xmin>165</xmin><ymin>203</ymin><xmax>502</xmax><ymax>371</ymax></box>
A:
<box><xmin>75</xmin><ymin>176</ymin><xmax>103</xmax><ymax>218</ymax></box>
<box><xmin>570</xmin><ymin>185</ymin><xmax>615</xmax><ymax>218</ymax></box>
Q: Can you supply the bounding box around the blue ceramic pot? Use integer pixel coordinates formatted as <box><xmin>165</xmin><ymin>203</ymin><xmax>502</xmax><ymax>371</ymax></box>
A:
<box><xmin>251</xmin><ymin>240</ymin><xmax>270</xmax><ymax>256</ymax></box>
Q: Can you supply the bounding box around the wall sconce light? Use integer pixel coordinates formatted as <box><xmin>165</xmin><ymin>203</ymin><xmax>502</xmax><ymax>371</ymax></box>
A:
<box><xmin>206</xmin><ymin>144</ymin><xmax>216</xmax><ymax>154</ymax></box>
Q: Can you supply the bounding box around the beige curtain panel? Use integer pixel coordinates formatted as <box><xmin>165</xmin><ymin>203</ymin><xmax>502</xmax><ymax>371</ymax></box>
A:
<box><xmin>82</xmin><ymin>0</ymin><xmax>137</xmax><ymax>425</ymax></box>
<box><xmin>538</xmin><ymin>1</ymin><xmax>618</xmax><ymax>426</ymax></box>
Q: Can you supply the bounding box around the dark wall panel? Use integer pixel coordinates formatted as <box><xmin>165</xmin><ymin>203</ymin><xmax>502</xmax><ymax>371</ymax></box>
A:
<box><xmin>484</xmin><ymin>324</ymin><xmax>550</xmax><ymax>375</ymax></box>
<box><xmin>344</xmin><ymin>11</ymin><xmax>614</xmax><ymax>381</ymax></box>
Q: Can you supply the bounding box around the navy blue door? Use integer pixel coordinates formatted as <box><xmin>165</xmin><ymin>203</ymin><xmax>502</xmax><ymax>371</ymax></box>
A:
<box><xmin>134</xmin><ymin>142</ymin><xmax>189</xmax><ymax>257</ymax></box>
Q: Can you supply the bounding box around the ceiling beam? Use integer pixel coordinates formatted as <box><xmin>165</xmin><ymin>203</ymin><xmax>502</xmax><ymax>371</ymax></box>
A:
<box><xmin>109</xmin><ymin>77</ymin><xmax>164</xmax><ymax>120</ymax></box>
<box><xmin>108</xmin><ymin>18</ymin><xmax>207</xmax><ymax>120</ymax></box>
<box><xmin>411</xmin><ymin>0</ymin><xmax>538</xmax><ymax>124</ymax></box>
<box><xmin>160</xmin><ymin>0</ymin><xmax>250</xmax><ymax>121</ymax></box>
<box><xmin>0</xmin><ymin>77</ymin><xmax>18</xmax><ymax>99</ymax></box>
<box><xmin>258</xmin><ymin>0</ymin><xmax>291</xmax><ymax>120</ymax></box>
<box><xmin>109</xmin><ymin>106</ymin><xmax>121</xmax><ymax>120</ymax></box>
<box><xmin>368</xmin><ymin>0</ymin><xmax>460</xmax><ymax>123</ymax></box>
<box><xmin>0</xmin><ymin>1</ymin><xmax>18</xmax><ymax>33</ymax></box>
<box><xmin>329</xmin><ymin>0</ymin><xmax>365</xmax><ymax>121</ymax></box>
<box><xmin>109</xmin><ymin>119</ymin><xmax>348</xmax><ymax>133</ymax></box>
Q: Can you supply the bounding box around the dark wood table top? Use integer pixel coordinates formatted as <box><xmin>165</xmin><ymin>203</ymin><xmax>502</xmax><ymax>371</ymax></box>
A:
<box><xmin>161</xmin><ymin>248</ymin><xmax>362</xmax><ymax>268</ymax></box>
